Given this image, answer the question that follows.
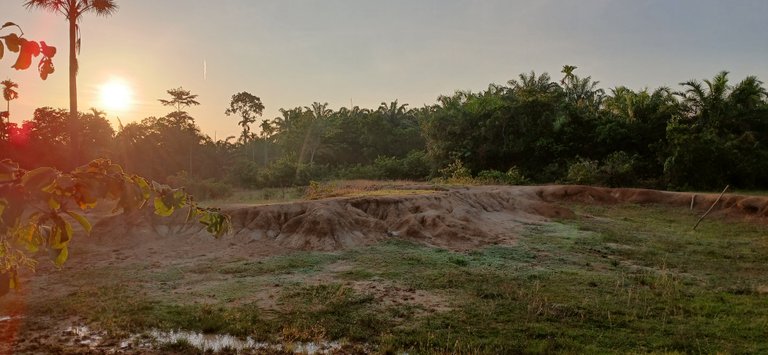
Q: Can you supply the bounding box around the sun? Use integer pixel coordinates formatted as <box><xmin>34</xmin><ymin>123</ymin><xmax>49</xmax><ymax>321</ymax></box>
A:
<box><xmin>99</xmin><ymin>79</ymin><xmax>133</xmax><ymax>112</ymax></box>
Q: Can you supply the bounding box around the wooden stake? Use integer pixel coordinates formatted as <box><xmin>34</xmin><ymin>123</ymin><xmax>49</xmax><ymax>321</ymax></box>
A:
<box><xmin>693</xmin><ymin>185</ymin><xmax>729</xmax><ymax>230</ymax></box>
<box><xmin>690</xmin><ymin>194</ymin><xmax>696</xmax><ymax>210</ymax></box>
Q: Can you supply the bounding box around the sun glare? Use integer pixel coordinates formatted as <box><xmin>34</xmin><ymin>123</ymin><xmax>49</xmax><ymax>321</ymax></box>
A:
<box><xmin>99</xmin><ymin>79</ymin><xmax>133</xmax><ymax>112</ymax></box>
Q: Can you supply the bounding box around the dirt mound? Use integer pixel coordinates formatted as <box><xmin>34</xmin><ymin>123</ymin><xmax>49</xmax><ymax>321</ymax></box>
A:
<box><xmin>92</xmin><ymin>185</ymin><xmax>768</xmax><ymax>254</ymax></box>
<box><xmin>222</xmin><ymin>188</ymin><xmax>573</xmax><ymax>251</ymax></box>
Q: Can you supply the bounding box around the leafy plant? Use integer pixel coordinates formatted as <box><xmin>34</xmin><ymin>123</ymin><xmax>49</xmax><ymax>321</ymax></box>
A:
<box><xmin>565</xmin><ymin>157</ymin><xmax>599</xmax><ymax>185</ymax></box>
<box><xmin>0</xmin><ymin>158</ymin><xmax>231</xmax><ymax>294</ymax></box>
<box><xmin>437</xmin><ymin>159</ymin><xmax>472</xmax><ymax>184</ymax></box>
<box><xmin>0</xmin><ymin>22</ymin><xmax>56</xmax><ymax>80</ymax></box>
<box><xmin>476</xmin><ymin>167</ymin><xmax>529</xmax><ymax>185</ymax></box>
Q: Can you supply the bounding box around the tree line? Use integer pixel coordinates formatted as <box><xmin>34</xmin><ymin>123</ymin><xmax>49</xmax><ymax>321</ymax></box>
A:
<box><xmin>2</xmin><ymin>68</ymin><xmax>767</xmax><ymax>194</ymax></box>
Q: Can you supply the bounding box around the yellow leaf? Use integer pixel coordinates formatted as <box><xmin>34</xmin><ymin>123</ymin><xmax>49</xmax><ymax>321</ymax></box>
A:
<box><xmin>154</xmin><ymin>197</ymin><xmax>174</xmax><ymax>217</ymax></box>
<box><xmin>66</xmin><ymin>211</ymin><xmax>92</xmax><ymax>235</ymax></box>
<box><xmin>48</xmin><ymin>197</ymin><xmax>60</xmax><ymax>210</ymax></box>
<box><xmin>54</xmin><ymin>246</ymin><xmax>68</xmax><ymax>266</ymax></box>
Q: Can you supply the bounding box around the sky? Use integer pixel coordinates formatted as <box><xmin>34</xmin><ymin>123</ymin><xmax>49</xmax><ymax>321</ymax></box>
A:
<box><xmin>2</xmin><ymin>0</ymin><xmax>767</xmax><ymax>139</ymax></box>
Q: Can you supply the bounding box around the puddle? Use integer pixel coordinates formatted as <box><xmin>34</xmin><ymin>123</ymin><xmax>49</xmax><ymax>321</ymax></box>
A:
<box><xmin>56</xmin><ymin>325</ymin><xmax>345</xmax><ymax>353</ymax></box>
<box><xmin>150</xmin><ymin>330</ymin><xmax>342</xmax><ymax>353</ymax></box>
<box><xmin>150</xmin><ymin>330</ymin><xmax>260</xmax><ymax>352</ymax></box>
<box><xmin>64</xmin><ymin>326</ymin><xmax>107</xmax><ymax>348</ymax></box>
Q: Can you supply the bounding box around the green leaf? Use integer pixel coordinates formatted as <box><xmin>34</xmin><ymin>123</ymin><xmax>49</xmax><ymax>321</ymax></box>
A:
<box><xmin>66</xmin><ymin>211</ymin><xmax>92</xmax><ymax>235</ymax></box>
<box><xmin>54</xmin><ymin>246</ymin><xmax>68</xmax><ymax>266</ymax></box>
<box><xmin>153</xmin><ymin>197</ymin><xmax>174</xmax><ymax>217</ymax></box>
<box><xmin>21</xmin><ymin>167</ymin><xmax>58</xmax><ymax>191</ymax></box>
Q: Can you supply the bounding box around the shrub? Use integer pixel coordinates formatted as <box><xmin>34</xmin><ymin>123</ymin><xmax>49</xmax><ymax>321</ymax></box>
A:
<box><xmin>372</xmin><ymin>150</ymin><xmax>431</xmax><ymax>180</ymax></box>
<box><xmin>437</xmin><ymin>159</ymin><xmax>473</xmax><ymax>184</ymax></box>
<box><xmin>167</xmin><ymin>171</ymin><xmax>233</xmax><ymax>200</ymax></box>
<box><xmin>476</xmin><ymin>167</ymin><xmax>529</xmax><ymax>185</ymax></box>
<box><xmin>565</xmin><ymin>157</ymin><xmax>600</xmax><ymax>185</ymax></box>
<box><xmin>600</xmin><ymin>151</ymin><xmax>638</xmax><ymax>187</ymax></box>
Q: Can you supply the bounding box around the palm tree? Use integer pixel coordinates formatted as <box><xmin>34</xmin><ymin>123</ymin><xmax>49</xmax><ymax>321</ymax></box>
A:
<box><xmin>377</xmin><ymin>100</ymin><xmax>409</xmax><ymax>125</ymax></box>
<box><xmin>560</xmin><ymin>65</ymin><xmax>578</xmax><ymax>85</ymax></box>
<box><xmin>300</xmin><ymin>102</ymin><xmax>332</xmax><ymax>164</ymax></box>
<box><xmin>24</xmin><ymin>0</ymin><xmax>118</xmax><ymax>124</ymax></box>
<box><xmin>676</xmin><ymin>71</ymin><xmax>731</xmax><ymax>124</ymax></box>
<box><xmin>1</xmin><ymin>79</ymin><xmax>19</xmax><ymax>123</ymax></box>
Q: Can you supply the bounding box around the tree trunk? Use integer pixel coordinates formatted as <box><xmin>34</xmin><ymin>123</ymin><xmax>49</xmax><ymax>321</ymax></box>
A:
<box><xmin>68</xmin><ymin>12</ymin><xmax>80</xmax><ymax>166</ymax></box>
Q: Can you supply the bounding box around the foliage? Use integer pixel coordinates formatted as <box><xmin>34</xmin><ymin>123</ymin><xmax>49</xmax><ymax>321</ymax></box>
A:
<box><xmin>0</xmin><ymin>159</ymin><xmax>231</xmax><ymax>293</ymax></box>
<box><xmin>369</xmin><ymin>150</ymin><xmax>430</xmax><ymax>180</ymax></box>
<box><xmin>2</xmin><ymin>68</ymin><xmax>767</xmax><ymax>191</ymax></box>
<box><xmin>599</xmin><ymin>151</ymin><xmax>639</xmax><ymax>187</ymax></box>
<box><xmin>476</xmin><ymin>167</ymin><xmax>529</xmax><ymax>185</ymax></box>
<box><xmin>0</xmin><ymin>22</ymin><xmax>56</xmax><ymax>80</ymax></box>
<box><xmin>159</xmin><ymin>87</ymin><xmax>200</xmax><ymax>113</ymax></box>
<box><xmin>565</xmin><ymin>157</ymin><xmax>599</xmax><ymax>185</ymax></box>
<box><xmin>225</xmin><ymin>91</ymin><xmax>264</xmax><ymax>144</ymax></box>
<box><xmin>436</xmin><ymin>159</ymin><xmax>473</xmax><ymax>184</ymax></box>
<box><xmin>166</xmin><ymin>170</ymin><xmax>233</xmax><ymax>200</ymax></box>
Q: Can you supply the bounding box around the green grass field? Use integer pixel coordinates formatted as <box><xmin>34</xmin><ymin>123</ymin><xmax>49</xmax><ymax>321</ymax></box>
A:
<box><xmin>21</xmin><ymin>203</ymin><xmax>768</xmax><ymax>354</ymax></box>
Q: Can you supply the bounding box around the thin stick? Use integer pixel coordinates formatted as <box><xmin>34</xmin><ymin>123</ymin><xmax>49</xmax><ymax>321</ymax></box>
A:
<box><xmin>690</xmin><ymin>194</ymin><xmax>696</xmax><ymax>210</ymax></box>
<box><xmin>693</xmin><ymin>185</ymin><xmax>729</xmax><ymax>230</ymax></box>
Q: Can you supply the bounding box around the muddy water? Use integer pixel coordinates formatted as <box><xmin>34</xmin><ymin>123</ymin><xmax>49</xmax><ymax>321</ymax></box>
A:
<box><xmin>150</xmin><ymin>329</ymin><xmax>342</xmax><ymax>353</ymax></box>
<box><xmin>57</xmin><ymin>324</ymin><xmax>343</xmax><ymax>353</ymax></box>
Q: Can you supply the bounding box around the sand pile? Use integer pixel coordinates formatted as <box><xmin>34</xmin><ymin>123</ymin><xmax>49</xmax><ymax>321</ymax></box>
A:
<box><xmin>92</xmin><ymin>185</ymin><xmax>768</xmax><ymax>254</ymax></box>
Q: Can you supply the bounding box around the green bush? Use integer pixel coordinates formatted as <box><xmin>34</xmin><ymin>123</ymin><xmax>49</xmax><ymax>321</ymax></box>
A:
<box><xmin>437</xmin><ymin>159</ymin><xmax>473</xmax><ymax>184</ymax></box>
<box><xmin>565</xmin><ymin>157</ymin><xmax>600</xmax><ymax>185</ymax></box>
<box><xmin>373</xmin><ymin>150</ymin><xmax>431</xmax><ymax>180</ymax></box>
<box><xmin>600</xmin><ymin>151</ymin><xmax>638</xmax><ymax>187</ymax></box>
<box><xmin>476</xmin><ymin>167</ymin><xmax>529</xmax><ymax>185</ymax></box>
<box><xmin>229</xmin><ymin>159</ymin><xmax>261</xmax><ymax>187</ymax></box>
<box><xmin>167</xmin><ymin>171</ymin><xmax>233</xmax><ymax>200</ymax></box>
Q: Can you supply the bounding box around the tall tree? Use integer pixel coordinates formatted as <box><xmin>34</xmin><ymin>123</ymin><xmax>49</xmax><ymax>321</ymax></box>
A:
<box><xmin>224</xmin><ymin>92</ymin><xmax>264</xmax><ymax>144</ymax></box>
<box><xmin>1</xmin><ymin>80</ymin><xmax>19</xmax><ymax>123</ymax></box>
<box><xmin>158</xmin><ymin>87</ymin><xmax>200</xmax><ymax>129</ymax></box>
<box><xmin>301</xmin><ymin>102</ymin><xmax>332</xmax><ymax>164</ymax></box>
<box><xmin>24</xmin><ymin>0</ymin><xmax>118</xmax><ymax>123</ymax></box>
<box><xmin>159</xmin><ymin>87</ymin><xmax>200</xmax><ymax>113</ymax></box>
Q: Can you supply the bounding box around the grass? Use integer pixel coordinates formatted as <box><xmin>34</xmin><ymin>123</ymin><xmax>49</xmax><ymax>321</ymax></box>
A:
<box><xmin>19</xmin><ymin>203</ymin><xmax>768</xmax><ymax>353</ymax></box>
<box><xmin>200</xmin><ymin>187</ymin><xmax>306</xmax><ymax>206</ymax></box>
<box><xmin>200</xmin><ymin>180</ymin><xmax>441</xmax><ymax>206</ymax></box>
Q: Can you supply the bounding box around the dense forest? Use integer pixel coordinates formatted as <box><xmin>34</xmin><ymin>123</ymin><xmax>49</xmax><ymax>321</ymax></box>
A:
<box><xmin>2</xmin><ymin>69</ymin><xmax>767</xmax><ymax>195</ymax></box>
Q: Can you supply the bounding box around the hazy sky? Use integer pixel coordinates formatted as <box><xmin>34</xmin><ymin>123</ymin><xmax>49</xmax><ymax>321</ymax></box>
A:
<box><xmin>2</xmin><ymin>0</ymin><xmax>767</xmax><ymax>139</ymax></box>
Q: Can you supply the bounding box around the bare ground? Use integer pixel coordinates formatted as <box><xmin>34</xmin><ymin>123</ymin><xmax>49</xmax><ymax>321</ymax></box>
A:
<box><xmin>2</xmin><ymin>184</ymin><xmax>768</xmax><ymax>353</ymax></box>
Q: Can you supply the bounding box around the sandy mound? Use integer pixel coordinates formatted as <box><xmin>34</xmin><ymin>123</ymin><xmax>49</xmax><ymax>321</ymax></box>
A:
<box><xmin>91</xmin><ymin>185</ymin><xmax>768</xmax><ymax>255</ymax></box>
